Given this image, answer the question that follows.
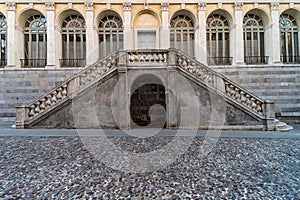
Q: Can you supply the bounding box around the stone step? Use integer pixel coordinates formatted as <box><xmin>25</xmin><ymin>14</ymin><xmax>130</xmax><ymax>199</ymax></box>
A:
<box><xmin>275</xmin><ymin>119</ymin><xmax>294</xmax><ymax>132</ymax></box>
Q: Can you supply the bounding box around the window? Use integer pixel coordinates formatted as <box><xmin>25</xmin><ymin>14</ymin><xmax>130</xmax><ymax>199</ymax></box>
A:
<box><xmin>280</xmin><ymin>14</ymin><xmax>299</xmax><ymax>63</ymax></box>
<box><xmin>24</xmin><ymin>15</ymin><xmax>47</xmax><ymax>67</ymax></box>
<box><xmin>0</xmin><ymin>14</ymin><xmax>6</xmax><ymax>67</ymax></box>
<box><xmin>61</xmin><ymin>15</ymin><xmax>86</xmax><ymax>67</ymax></box>
<box><xmin>243</xmin><ymin>14</ymin><xmax>266</xmax><ymax>64</ymax></box>
<box><xmin>170</xmin><ymin>14</ymin><xmax>194</xmax><ymax>57</ymax></box>
<box><xmin>206</xmin><ymin>14</ymin><xmax>230</xmax><ymax>65</ymax></box>
<box><xmin>98</xmin><ymin>14</ymin><xmax>123</xmax><ymax>59</ymax></box>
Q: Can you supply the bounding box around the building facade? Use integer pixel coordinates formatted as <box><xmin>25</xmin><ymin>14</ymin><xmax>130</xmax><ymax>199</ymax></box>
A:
<box><xmin>0</xmin><ymin>1</ymin><xmax>299</xmax><ymax>68</ymax></box>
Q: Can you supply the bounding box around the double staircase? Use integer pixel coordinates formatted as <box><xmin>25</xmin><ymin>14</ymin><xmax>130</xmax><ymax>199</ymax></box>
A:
<box><xmin>16</xmin><ymin>49</ymin><xmax>278</xmax><ymax>130</ymax></box>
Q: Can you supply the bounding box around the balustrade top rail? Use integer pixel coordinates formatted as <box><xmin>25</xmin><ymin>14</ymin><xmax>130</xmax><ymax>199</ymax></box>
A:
<box><xmin>19</xmin><ymin>49</ymin><xmax>267</xmax><ymax>125</ymax></box>
<box><xmin>59</xmin><ymin>58</ymin><xmax>86</xmax><ymax>67</ymax></box>
<box><xmin>208</xmin><ymin>57</ymin><xmax>233</xmax><ymax>65</ymax></box>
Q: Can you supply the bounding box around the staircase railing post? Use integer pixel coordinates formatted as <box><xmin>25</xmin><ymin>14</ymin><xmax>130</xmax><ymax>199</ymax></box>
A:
<box><xmin>15</xmin><ymin>105</ymin><xmax>26</xmax><ymax>128</ymax></box>
<box><xmin>116</xmin><ymin>50</ymin><xmax>129</xmax><ymax>129</ymax></box>
<box><xmin>264</xmin><ymin>100</ymin><xmax>275</xmax><ymax>131</ymax></box>
<box><xmin>166</xmin><ymin>49</ymin><xmax>180</xmax><ymax>129</ymax></box>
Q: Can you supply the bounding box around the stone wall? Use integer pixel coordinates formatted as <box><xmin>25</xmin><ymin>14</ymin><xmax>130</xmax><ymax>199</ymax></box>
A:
<box><xmin>0</xmin><ymin>69</ymin><xmax>80</xmax><ymax>121</ymax></box>
<box><xmin>214</xmin><ymin>65</ymin><xmax>300</xmax><ymax>123</ymax></box>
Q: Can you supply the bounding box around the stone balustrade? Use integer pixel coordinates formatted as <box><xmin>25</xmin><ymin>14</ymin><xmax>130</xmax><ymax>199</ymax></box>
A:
<box><xmin>128</xmin><ymin>50</ymin><xmax>167</xmax><ymax>64</ymax></box>
<box><xmin>175</xmin><ymin>50</ymin><xmax>265</xmax><ymax>118</ymax></box>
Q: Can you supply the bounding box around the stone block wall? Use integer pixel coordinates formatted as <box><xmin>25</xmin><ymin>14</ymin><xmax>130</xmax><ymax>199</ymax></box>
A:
<box><xmin>214</xmin><ymin>65</ymin><xmax>300</xmax><ymax>123</ymax></box>
<box><xmin>0</xmin><ymin>69</ymin><xmax>80</xmax><ymax>121</ymax></box>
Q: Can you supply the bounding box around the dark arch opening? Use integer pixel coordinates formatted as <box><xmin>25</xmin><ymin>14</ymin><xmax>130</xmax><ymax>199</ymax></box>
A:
<box><xmin>130</xmin><ymin>75</ymin><xmax>166</xmax><ymax>128</ymax></box>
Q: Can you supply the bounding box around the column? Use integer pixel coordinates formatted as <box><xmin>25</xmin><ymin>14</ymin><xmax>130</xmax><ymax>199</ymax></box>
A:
<box><xmin>45</xmin><ymin>3</ymin><xmax>56</xmax><ymax>68</ymax></box>
<box><xmin>6</xmin><ymin>3</ymin><xmax>16</xmax><ymax>68</ymax></box>
<box><xmin>197</xmin><ymin>2</ymin><xmax>207</xmax><ymax>64</ymax></box>
<box><xmin>123</xmin><ymin>3</ymin><xmax>133</xmax><ymax>49</ymax></box>
<box><xmin>270</xmin><ymin>3</ymin><xmax>281</xmax><ymax>64</ymax></box>
<box><xmin>234</xmin><ymin>2</ymin><xmax>245</xmax><ymax>65</ymax></box>
<box><xmin>85</xmin><ymin>2</ymin><xmax>95</xmax><ymax>66</ymax></box>
<box><xmin>160</xmin><ymin>3</ymin><xmax>170</xmax><ymax>49</ymax></box>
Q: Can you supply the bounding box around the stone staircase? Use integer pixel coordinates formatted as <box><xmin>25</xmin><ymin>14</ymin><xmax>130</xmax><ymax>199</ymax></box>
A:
<box><xmin>16</xmin><ymin>49</ymin><xmax>276</xmax><ymax>130</ymax></box>
<box><xmin>275</xmin><ymin>119</ymin><xmax>294</xmax><ymax>132</ymax></box>
<box><xmin>215</xmin><ymin>66</ymin><xmax>300</xmax><ymax>124</ymax></box>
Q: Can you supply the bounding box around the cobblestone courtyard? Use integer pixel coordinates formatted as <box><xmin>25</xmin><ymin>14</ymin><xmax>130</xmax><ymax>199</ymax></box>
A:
<box><xmin>0</xmin><ymin>131</ymin><xmax>299</xmax><ymax>199</ymax></box>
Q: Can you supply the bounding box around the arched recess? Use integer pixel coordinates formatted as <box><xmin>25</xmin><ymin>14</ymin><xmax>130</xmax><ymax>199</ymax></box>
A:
<box><xmin>17</xmin><ymin>9</ymin><xmax>47</xmax><ymax>67</ymax></box>
<box><xmin>206</xmin><ymin>9</ymin><xmax>234</xmax><ymax>65</ymax></box>
<box><xmin>130</xmin><ymin>74</ymin><xmax>166</xmax><ymax>128</ymax></box>
<box><xmin>279</xmin><ymin>9</ymin><xmax>300</xmax><ymax>63</ymax></box>
<box><xmin>170</xmin><ymin>10</ymin><xmax>196</xmax><ymax>57</ymax></box>
<box><xmin>97</xmin><ymin>10</ymin><xmax>124</xmax><ymax>59</ymax></box>
<box><xmin>0</xmin><ymin>13</ymin><xmax>7</xmax><ymax>67</ymax></box>
<box><xmin>58</xmin><ymin>10</ymin><xmax>86</xmax><ymax>67</ymax></box>
<box><xmin>132</xmin><ymin>9</ymin><xmax>161</xmax><ymax>49</ymax></box>
<box><xmin>243</xmin><ymin>9</ymin><xmax>270</xmax><ymax>64</ymax></box>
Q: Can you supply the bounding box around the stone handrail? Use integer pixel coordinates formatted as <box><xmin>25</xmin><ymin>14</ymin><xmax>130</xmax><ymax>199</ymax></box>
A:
<box><xmin>127</xmin><ymin>49</ymin><xmax>168</xmax><ymax>64</ymax></box>
<box><xmin>175</xmin><ymin>50</ymin><xmax>265</xmax><ymax>117</ymax></box>
<box><xmin>17</xmin><ymin>52</ymin><xmax>118</xmax><ymax>126</ymax></box>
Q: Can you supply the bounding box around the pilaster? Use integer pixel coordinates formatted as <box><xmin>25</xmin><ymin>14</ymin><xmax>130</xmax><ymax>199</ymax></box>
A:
<box><xmin>234</xmin><ymin>2</ymin><xmax>245</xmax><ymax>65</ymax></box>
<box><xmin>46</xmin><ymin>2</ymin><xmax>56</xmax><ymax>68</ymax></box>
<box><xmin>123</xmin><ymin>3</ymin><xmax>132</xmax><ymax>49</ymax></box>
<box><xmin>6</xmin><ymin>2</ymin><xmax>16</xmax><ymax>68</ymax></box>
<box><xmin>270</xmin><ymin>3</ymin><xmax>281</xmax><ymax>64</ymax></box>
<box><xmin>160</xmin><ymin>3</ymin><xmax>170</xmax><ymax>49</ymax></box>
<box><xmin>197</xmin><ymin>2</ymin><xmax>207</xmax><ymax>64</ymax></box>
<box><xmin>85</xmin><ymin>2</ymin><xmax>95</xmax><ymax>66</ymax></box>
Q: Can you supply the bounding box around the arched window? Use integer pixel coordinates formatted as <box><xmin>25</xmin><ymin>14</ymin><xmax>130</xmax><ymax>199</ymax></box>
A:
<box><xmin>0</xmin><ymin>14</ymin><xmax>7</xmax><ymax>67</ymax></box>
<box><xmin>98</xmin><ymin>14</ymin><xmax>123</xmax><ymax>59</ymax></box>
<box><xmin>243</xmin><ymin>14</ymin><xmax>266</xmax><ymax>64</ymax></box>
<box><xmin>206</xmin><ymin>14</ymin><xmax>230</xmax><ymax>65</ymax></box>
<box><xmin>280</xmin><ymin>13</ymin><xmax>299</xmax><ymax>63</ymax></box>
<box><xmin>24</xmin><ymin>15</ymin><xmax>47</xmax><ymax>67</ymax></box>
<box><xmin>61</xmin><ymin>15</ymin><xmax>86</xmax><ymax>67</ymax></box>
<box><xmin>170</xmin><ymin>14</ymin><xmax>194</xmax><ymax>57</ymax></box>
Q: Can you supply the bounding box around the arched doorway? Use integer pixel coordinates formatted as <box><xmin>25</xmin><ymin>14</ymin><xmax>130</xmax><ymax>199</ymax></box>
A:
<box><xmin>130</xmin><ymin>75</ymin><xmax>166</xmax><ymax>128</ymax></box>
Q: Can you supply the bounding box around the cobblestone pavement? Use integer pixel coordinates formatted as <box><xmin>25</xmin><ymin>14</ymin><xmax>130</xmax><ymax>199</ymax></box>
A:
<box><xmin>0</xmin><ymin>136</ymin><xmax>299</xmax><ymax>199</ymax></box>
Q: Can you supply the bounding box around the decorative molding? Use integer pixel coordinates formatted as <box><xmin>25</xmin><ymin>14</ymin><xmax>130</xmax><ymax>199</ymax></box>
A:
<box><xmin>28</xmin><ymin>2</ymin><xmax>33</xmax><ymax>8</ymax></box>
<box><xmin>270</xmin><ymin>2</ymin><xmax>279</xmax><ymax>11</ymax></box>
<box><xmin>6</xmin><ymin>2</ymin><xmax>16</xmax><ymax>11</ymax></box>
<box><xmin>68</xmin><ymin>2</ymin><xmax>72</xmax><ymax>9</ymax></box>
<box><xmin>123</xmin><ymin>2</ymin><xmax>131</xmax><ymax>11</ymax></box>
<box><xmin>106</xmin><ymin>3</ymin><xmax>111</xmax><ymax>9</ymax></box>
<box><xmin>161</xmin><ymin>3</ymin><xmax>169</xmax><ymax>11</ymax></box>
<box><xmin>289</xmin><ymin>3</ymin><xmax>294</xmax><ymax>9</ymax></box>
<box><xmin>234</xmin><ymin>2</ymin><xmax>243</xmax><ymax>11</ymax></box>
<box><xmin>254</xmin><ymin>2</ymin><xmax>258</xmax><ymax>9</ymax></box>
<box><xmin>181</xmin><ymin>3</ymin><xmax>185</xmax><ymax>9</ymax></box>
<box><xmin>218</xmin><ymin>3</ymin><xmax>222</xmax><ymax>9</ymax></box>
<box><xmin>85</xmin><ymin>2</ymin><xmax>94</xmax><ymax>11</ymax></box>
<box><xmin>45</xmin><ymin>2</ymin><xmax>55</xmax><ymax>11</ymax></box>
<box><xmin>198</xmin><ymin>2</ymin><xmax>206</xmax><ymax>11</ymax></box>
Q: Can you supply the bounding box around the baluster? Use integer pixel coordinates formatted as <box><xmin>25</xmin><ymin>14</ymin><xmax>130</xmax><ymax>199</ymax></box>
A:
<box><xmin>250</xmin><ymin>97</ymin><xmax>257</xmax><ymax>110</ymax></box>
<box><xmin>45</xmin><ymin>94</ymin><xmax>52</xmax><ymax>107</ymax></box>
<box><xmin>39</xmin><ymin>98</ymin><xmax>46</xmax><ymax>112</ymax></box>
<box><xmin>240</xmin><ymin>91</ymin><xmax>246</xmax><ymax>103</ymax></box>
<box><xmin>245</xmin><ymin>94</ymin><xmax>251</xmax><ymax>107</ymax></box>
<box><xmin>34</xmin><ymin>102</ymin><xmax>41</xmax><ymax>115</ymax></box>
<box><xmin>62</xmin><ymin>85</ymin><xmax>67</xmax><ymax>98</ymax></box>
<box><xmin>256</xmin><ymin>101</ymin><xmax>262</xmax><ymax>114</ymax></box>
<box><xmin>56</xmin><ymin>88</ymin><xmax>63</xmax><ymax>100</ymax></box>
<box><xmin>51</xmin><ymin>91</ymin><xmax>57</xmax><ymax>104</ymax></box>
<box><xmin>229</xmin><ymin>85</ymin><xmax>236</xmax><ymax>97</ymax></box>
<box><xmin>234</xmin><ymin>88</ymin><xmax>241</xmax><ymax>100</ymax></box>
<box><xmin>29</xmin><ymin>105</ymin><xmax>36</xmax><ymax>118</ymax></box>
